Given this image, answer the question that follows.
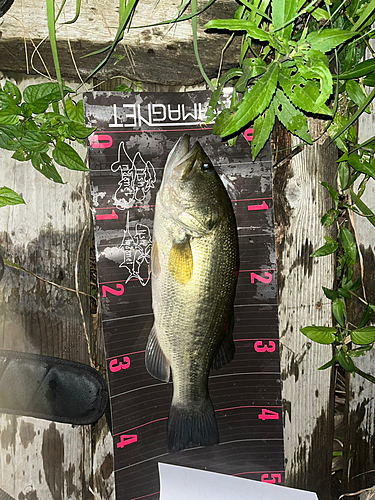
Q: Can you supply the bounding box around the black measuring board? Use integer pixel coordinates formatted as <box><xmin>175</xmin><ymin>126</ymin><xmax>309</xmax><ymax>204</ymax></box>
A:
<box><xmin>84</xmin><ymin>90</ymin><xmax>284</xmax><ymax>500</ymax></box>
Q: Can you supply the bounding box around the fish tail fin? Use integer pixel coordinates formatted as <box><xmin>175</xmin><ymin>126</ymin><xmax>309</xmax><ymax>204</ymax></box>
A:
<box><xmin>167</xmin><ymin>397</ymin><xmax>219</xmax><ymax>453</ymax></box>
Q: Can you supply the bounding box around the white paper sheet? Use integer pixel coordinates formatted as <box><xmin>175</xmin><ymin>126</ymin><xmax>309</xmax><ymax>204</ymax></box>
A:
<box><xmin>158</xmin><ymin>463</ymin><xmax>318</xmax><ymax>500</ymax></box>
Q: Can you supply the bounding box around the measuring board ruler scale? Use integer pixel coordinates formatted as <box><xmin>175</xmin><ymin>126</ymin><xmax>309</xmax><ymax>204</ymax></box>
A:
<box><xmin>84</xmin><ymin>90</ymin><xmax>284</xmax><ymax>500</ymax></box>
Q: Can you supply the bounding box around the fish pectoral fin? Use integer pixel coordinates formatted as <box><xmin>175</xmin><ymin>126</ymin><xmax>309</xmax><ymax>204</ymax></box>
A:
<box><xmin>150</xmin><ymin>240</ymin><xmax>161</xmax><ymax>278</ymax></box>
<box><xmin>145</xmin><ymin>324</ymin><xmax>171</xmax><ymax>382</ymax></box>
<box><xmin>168</xmin><ymin>237</ymin><xmax>193</xmax><ymax>284</ymax></box>
<box><xmin>211</xmin><ymin>313</ymin><xmax>235</xmax><ymax>371</ymax></box>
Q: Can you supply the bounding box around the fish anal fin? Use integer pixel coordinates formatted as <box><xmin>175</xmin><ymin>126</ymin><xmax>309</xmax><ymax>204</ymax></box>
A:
<box><xmin>211</xmin><ymin>314</ymin><xmax>235</xmax><ymax>371</ymax></box>
<box><xmin>167</xmin><ymin>397</ymin><xmax>219</xmax><ymax>453</ymax></box>
<box><xmin>168</xmin><ymin>237</ymin><xmax>193</xmax><ymax>285</ymax></box>
<box><xmin>145</xmin><ymin>324</ymin><xmax>170</xmax><ymax>382</ymax></box>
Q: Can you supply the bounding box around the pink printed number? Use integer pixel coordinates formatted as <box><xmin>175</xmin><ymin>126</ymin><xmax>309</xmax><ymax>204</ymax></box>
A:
<box><xmin>261</xmin><ymin>473</ymin><xmax>281</xmax><ymax>484</ymax></box>
<box><xmin>117</xmin><ymin>434</ymin><xmax>138</xmax><ymax>448</ymax></box>
<box><xmin>247</xmin><ymin>200</ymin><xmax>269</xmax><ymax>211</ymax></box>
<box><xmin>101</xmin><ymin>284</ymin><xmax>124</xmax><ymax>297</ymax></box>
<box><xmin>89</xmin><ymin>134</ymin><xmax>113</xmax><ymax>149</ymax></box>
<box><xmin>254</xmin><ymin>341</ymin><xmax>276</xmax><ymax>353</ymax></box>
<box><xmin>96</xmin><ymin>209</ymin><xmax>118</xmax><ymax>221</ymax></box>
<box><xmin>244</xmin><ymin>128</ymin><xmax>254</xmax><ymax>141</ymax></box>
<box><xmin>258</xmin><ymin>409</ymin><xmax>279</xmax><ymax>421</ymax></box>
<box><xmin>250</xmin><ymin>272</ymin><xmax>272</xmax><ymax>284</ymax></box>
<box><xmin>109</xmin><ymin>356</ymin><xmax>131</xmax><ymax>372</ymax></box>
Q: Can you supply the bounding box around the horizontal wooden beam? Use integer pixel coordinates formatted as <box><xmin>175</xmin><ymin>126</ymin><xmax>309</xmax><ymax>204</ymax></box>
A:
<box><xmin>0</xmin><ymin>0</ymin><xmax>238</xmax><ymax>85</ymax></box>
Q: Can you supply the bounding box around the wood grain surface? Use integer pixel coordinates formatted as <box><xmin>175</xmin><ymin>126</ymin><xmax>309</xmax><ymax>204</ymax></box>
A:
<box><xmin>273</xmin><ymin>119</ymin><xmax>337</xmax><ymax>500</ymax></box>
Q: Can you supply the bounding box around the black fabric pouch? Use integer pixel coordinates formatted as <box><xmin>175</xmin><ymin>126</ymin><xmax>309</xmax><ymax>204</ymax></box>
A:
<box><xmin>0</xmin><ymin>350</ymin><xmax>108</xmax><ymax>425</ymax></box>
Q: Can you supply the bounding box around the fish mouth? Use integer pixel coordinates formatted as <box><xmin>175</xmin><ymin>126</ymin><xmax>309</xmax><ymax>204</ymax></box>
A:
<box><xmin>163</xmin><ymin>134</ymin><xmax>202</xmax><ymax>183</ymax></box>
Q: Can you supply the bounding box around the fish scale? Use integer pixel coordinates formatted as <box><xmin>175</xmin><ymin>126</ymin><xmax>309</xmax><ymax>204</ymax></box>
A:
<box><xmin>145</xmin><ymin>134</ymin><xmax>238</xmax><ymax>452</ymax></box>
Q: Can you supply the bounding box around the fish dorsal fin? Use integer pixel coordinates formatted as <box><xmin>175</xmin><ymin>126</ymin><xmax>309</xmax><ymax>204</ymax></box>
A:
<box><xmin>145</xmin><ymin>324</ymin><xmax>171</xmax><ymax>382</ymax></box>
<box><xmin>150</xmin><ymin>240</ymin><xmax>161</xmax><ymax>278</ymax></box>
<box><xmin>168</xmin><ymin>237</ymin><xmax>193</xmax><ymax>284</ymax></box>
<box><xmin>211</xmin><ymin>313</ymin><xmax>235</xmax><ymax>370</ymax></box>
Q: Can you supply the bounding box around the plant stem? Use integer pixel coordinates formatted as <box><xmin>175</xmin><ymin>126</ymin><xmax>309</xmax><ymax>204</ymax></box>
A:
<box><xmin>45</xmin><ymin>0</ymin><xmax>66</xmax><ymax>112</ymax></box>
<box><xmin>349</xmin><ymin>290</ymin><xmax>369</xmax><ymax>306</ymax></box>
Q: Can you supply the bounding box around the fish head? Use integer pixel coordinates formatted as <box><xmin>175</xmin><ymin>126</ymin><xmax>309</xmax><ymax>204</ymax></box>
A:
<box><xmin>158</xmin><ymin>135</ymin><xmax>230</xmax><ymax>235</ymax></box>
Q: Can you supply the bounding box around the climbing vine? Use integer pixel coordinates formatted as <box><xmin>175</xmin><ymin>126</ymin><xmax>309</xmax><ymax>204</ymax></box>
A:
<box><xmin>202</xmin><ymin>0</ymin><xmax>375</xmax><ymax>383</ymax></box>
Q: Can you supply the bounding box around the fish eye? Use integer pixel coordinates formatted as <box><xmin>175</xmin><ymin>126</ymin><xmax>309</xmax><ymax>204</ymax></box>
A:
<box><xmin>201</xmin><ymin>162</ymin><xmax>213</xmax><ymax>172</ymax></box>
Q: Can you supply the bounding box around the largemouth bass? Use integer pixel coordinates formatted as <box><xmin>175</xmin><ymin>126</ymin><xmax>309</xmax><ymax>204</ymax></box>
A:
<box><xmin>145</xmin><ymin>134</ymin><xmax>238</xmax><ymax>452</ymax></box>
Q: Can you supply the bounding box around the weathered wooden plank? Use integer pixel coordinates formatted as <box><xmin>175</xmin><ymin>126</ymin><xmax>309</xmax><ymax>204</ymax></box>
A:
<box><xmin>274</xmin><ymin>119</ymin><xmax>337</xmax><ymax>499</ymax></box>
<box><xmin>0</xmin><ymin>74</ymin><xmax>113</xmax><ymax>499</ymax></box>
<box><xmin>0</xmin><ymin>416</ymin><xmax>92</xmax><ymax>500</ymax></box>
<box><xmin>0</xmin><ymin>0</ymin><xmax>238</xmax><ymax>85</ymax></box>
<box><xmin>341</xmin><ymin>107</ymin><xmax>375</xmax><ymax>495</ymax></box>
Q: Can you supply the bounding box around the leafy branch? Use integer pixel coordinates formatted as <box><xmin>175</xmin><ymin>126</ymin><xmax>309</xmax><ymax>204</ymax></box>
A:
<box><xmin>0</xmin><ymin>80</ymin><xmax>95</xmax><ymax>206</ymax></box>
<box><xmin>201</xmin><ymin>0</ymin><xmax>375</xmax><ymax>382</ymax></box>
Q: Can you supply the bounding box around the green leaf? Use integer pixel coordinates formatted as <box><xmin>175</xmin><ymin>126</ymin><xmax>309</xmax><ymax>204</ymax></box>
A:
<box><xmin>321</xmin><ymin>208</ymin><xmax>339</xmax><ymax>227</ymax></box>
<box><xmin>52</xmin><ymin>141</ymin><xmax>89</xmax><ymax>171</ymax></box>
<box><xmin>66</xmin><ymin>99</ymin><xmax>85</xmax><ymax>123</ymax></box>
<box><xmin>0</xmin><ymin>107</ymin><xmax>20</xmax><ymax>125</ymax></box>
<box><xmin>213</xmin><ymin>109</ymin><xmax>233</xmax><ymax>136</ymax></box>
<box><xmin>332</xmin><ymin>298</ymin><xmax>346</xmax><ymax>327</ymax></box>
<box><xmin>340</xmin><ymin>41</ymin><xmax>365</xmax><ymax>75</ymax></box>
<box><xmin>321</xmin><ymin>181</ymin><xmax>339</xmax><ymax>206</ymax></box>
<box><xmin>311</xmin><ymin>236</ymin><xmax>339</xmax><ymax>257</ymax></box>
<box><xmin>346</xmin><ymin>80</ymin><xmax>370</xmax><ymax>112</ymax></box>
<box><xmin>272</xmin><ymin>89</ymin><xmax>312</xmax><ymax>143</ymax></box>
<box><xmin>271</xmin><ymin>0</ymin><xmax>298</xmax><ymax>39</ymax></box>
<box><xmin>279</xmin><ymin>67</ymin><xmax>332</xmax><ymax>115</ymax></box>
<box><xmin>349</xmin><ymin>276</ymin><xmax>362</xmax><ymax>291</ymax></box>
<box><xmin>351</xmin><ymin>0</ymin><xmax>375</xmax><ymax>32</ymax></box>
<box><xmin>113</xmin><ymin>83</ymin><xmax>134</xmax><ymax>92</ymax></box>
<box><xmin>31</xmin><ymin>153</ymin><xmax>63</xmax><ymax>183</ymax></box>
<box><xmin>318</xmin><ymin>355</ymin><xmax>337</xmax><ymax>370</ymax></box>
<box><xmin>242</xmin><ymin>57</ymin><xmax>267</xmax><ymax>78</ymax></box>
<box><xmin>351</xmin><ymin>326</ymin><xmax>375</xmax><ymax>345</ymax></box>
<box><xmin>338</xmin><ymin>161</ymin><xmax>349</xmax><ymax>190</ymax></box>
<box><xmin>338</xmin><ymin>287</ymin><xmax>351</xmax><ymax>299</ymax></box>
<box><xmin>340</xmin><ymin>227</ymin><xmax>358</xmax><ymax>265</ymax></box>
<box><xmin>221</xmin><ymin>63</ymin><xmax>279</xmax><ymax>137</ymax></box>
<box><xmin>306</xmin><ymin>29</ymin><xmax>356</xmax><ymax>53</ymax></box>
<box><xmin>358</xmin><ymin>304</ymin><xmax>373</xmax><ymax>329</ymax></box>
<box><xmin>204</xmin><ymin>19</ymin><xmax>272</xmax><ymax>42</ymax></box>
<box><xmin>337</xmin><ymin>349</ymin><xmax>356</xmax><ymax>373</ymax></box>
<box><xmin>347</xmin><ymin>153</ymin><xmax>375</xmax><ymax>180</ymax></box>
<box><xmin>23</xmin><ymin>83</ymin><xmax>72</xmax><ymax>113</ymax></box>
<box><xmin>350</xmin><ymin>190</ymin><xmax>375</xmax><ymax>228</ymax></box>
<box><xmin>327</xmin><ymin>113</ymin><xmax>349</xmax><ymax>152</ymax></box>
<box><xmin>300</xmin><ymin>325</ymin><xmax>337</xmax><ymax>344</ymax></box>
<box><xmin>0</xmin><ymin>186</ymin><xmax>25</xmax><ymax>207</ymax></box>
<box><xmin>310</xmin><ymin>7</ymin><xmax>329</xmax><ymax>21</ymax></box>
<box><xmin>12</xmin><ymin>148</ymin><xmax>31</xmax><ymax>162</ymax></box>
<box><xmin>236</xmin><ymin>58</ymin><xmax>267</xmax><ymax>92</ymax></box>
<box><xmin>251</xmin><ymin>105</ymin><xmax>276</xmax><ymax>160</ymax></box>
<box><xmin>349</xmin><ymin>345</ymin><xmax>372</xmax><ymax>357</ymax></box>
<box><xmin>296</xmin><ymin>50</ymin><xmax>332</xmax><ymax>108</ymax></box>
<box><xmin>363</xmin><ymin>74</ymin><xmax>375</xmax><ymax>86</ymax></box>
<box><xmin>323</xmin><ymin>286</ymin><xmax>339</xmax><ymax>300</ymax></box>
<box><xmin>329</xmin><ymin>87</ymin><xmax>375</xmax><ymax>145</ymax></box>
<box><xmin>19</xmin><ymin>131</ymin><xmax>50</xmax><ymax>153</ymax></box>
<box><xmin>2</xmin><ymin>81</ymin><xmax>22</xmax><ymax>105</ymax></box>
<box><xmin>0</xmin><ymin>125</ymin><xmax>21</xmax><ymax>151</ymax></box>
<box><xmin>67</xmin><ymin>122</ymin><xmax>96</xmax><ymax>139</ymax></box>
